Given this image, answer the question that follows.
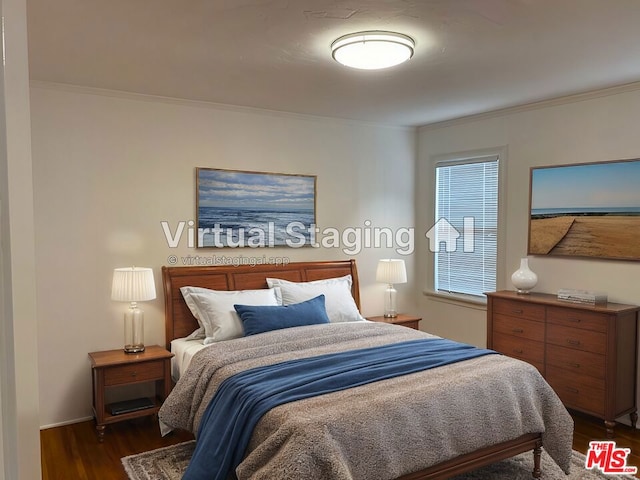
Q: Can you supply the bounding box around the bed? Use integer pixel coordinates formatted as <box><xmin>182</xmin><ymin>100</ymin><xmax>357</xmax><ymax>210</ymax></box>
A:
<box><xmin>158</xmin><ymin>259</ymin><xmax>573</xmax><ymax>480</ymax></box>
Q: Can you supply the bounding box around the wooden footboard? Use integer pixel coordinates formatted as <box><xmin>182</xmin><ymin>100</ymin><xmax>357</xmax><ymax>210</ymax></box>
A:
<box><xmin>397</xmin><ymin>433</ymin><xmax>543</xmax><ymax>480</ymax></box>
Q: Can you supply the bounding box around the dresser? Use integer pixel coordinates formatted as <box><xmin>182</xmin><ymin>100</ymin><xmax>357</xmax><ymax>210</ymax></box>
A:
<box><xmin>486</xmin><ymin>290</ymin><xmax>639</xmax><ymax>437</ymax></box>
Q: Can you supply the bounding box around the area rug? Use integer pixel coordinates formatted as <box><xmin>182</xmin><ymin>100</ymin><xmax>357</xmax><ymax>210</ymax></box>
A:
<box><xmin>122</xmin><ymin>440</ymin><xmax>638</xmax><ymax>480</ymax></box>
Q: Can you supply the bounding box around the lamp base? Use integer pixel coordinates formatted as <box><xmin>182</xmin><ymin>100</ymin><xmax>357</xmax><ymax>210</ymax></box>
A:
<box><xmin>124</xmin><ymin>303</ymin><xmax>145</xmax><ymax>354</ymax></box>
<box><xmin>383</xmin><ymin>283</ymin><xmax>398</xmax><ymax>319</ymax></box>
<box><xmin>124</xmin><ymin>344</ymin><xmax>145</xmax><ymax>354</ymax></box>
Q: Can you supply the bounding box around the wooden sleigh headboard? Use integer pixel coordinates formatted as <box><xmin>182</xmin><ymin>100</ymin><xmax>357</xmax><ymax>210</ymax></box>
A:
<box><xmin>161</xmin><ymin>259</ymin><xmax>360</xmax><ymax>349</ymax></box>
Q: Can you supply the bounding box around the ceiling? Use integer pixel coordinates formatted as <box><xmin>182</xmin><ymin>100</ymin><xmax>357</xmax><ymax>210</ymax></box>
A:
<box><xmin>26</xmin><ymin>0</ymin><xmax>640</xmax><ymax>127</ymax></box>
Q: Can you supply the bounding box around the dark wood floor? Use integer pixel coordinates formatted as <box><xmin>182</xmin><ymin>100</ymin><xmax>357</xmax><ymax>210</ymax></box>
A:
<box><xmin>41</xmin><ymin>412</ymin><xmax>640</xmax><ymax>480</ymax></box>
<box><xmin>41</xmin><ymin>417</ymin><xmax>193</xmax><ymax>480</ymax></box>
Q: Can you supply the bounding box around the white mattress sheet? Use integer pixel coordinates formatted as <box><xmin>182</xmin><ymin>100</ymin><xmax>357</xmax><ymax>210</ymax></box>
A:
<box><xmin>170</xmin><ymin>337</ymin><xmax>207</xmax><ymax>382</ymax></box>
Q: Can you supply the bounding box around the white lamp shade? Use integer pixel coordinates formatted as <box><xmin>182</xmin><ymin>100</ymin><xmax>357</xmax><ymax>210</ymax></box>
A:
<box><xmin>111</xmin><ymin>267</ymin><xmax>156</xmax><ymax>302</ymax></box>
<box><xmin>331</xmin><ymin>31</ymin><xmax>415</xmax><ymax>70</ymax></box>
<box><xmin>376</xmin><ymin>259</ymin><xmax>407</xmax><ymax>284</ymax></box>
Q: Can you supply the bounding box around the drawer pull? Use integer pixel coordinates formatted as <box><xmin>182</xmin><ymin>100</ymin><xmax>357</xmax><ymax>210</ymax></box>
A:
<box><xmin>565</xmin><ymin>386</ymin><xmax>579</xmax><ymax>394</ymax></box>
<box><xmin>131</xmin><ymin>372</ymin><xmax>137</xmax><ymax>378</ymax></box>
<box><xmin>513</xmin><ymin>348</ymin><xmax>524</xmax><ymax>354</ymax></box>
<box><xmin>566</xmin><ymin>362</ymin><xmax>581</xmax><ymax>369</ymax></box>
<box><xmin>566</xmin><ymin>339</ymin><xmax>581</xmax><ymax>347</ymax></box>
<box><xmin>512</xmin><ymin>328</ymin><xmax>524</xmax><ymax>334</ymax></box>
<box><xmin>568</xmin><ymin>318</ymin><xmax>582</xmax><ymax>323</ymax></box>
<box><xmin>512</xmin><ymin>309</ymin><xmax>524</xmax><ymax>314</ymax></box>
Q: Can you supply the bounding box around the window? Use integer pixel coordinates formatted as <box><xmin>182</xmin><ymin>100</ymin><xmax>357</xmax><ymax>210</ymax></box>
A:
<box><xmin>433</xmin><ymin>155</ymin><xmax>499</xmax><ymax>297</ymax></box>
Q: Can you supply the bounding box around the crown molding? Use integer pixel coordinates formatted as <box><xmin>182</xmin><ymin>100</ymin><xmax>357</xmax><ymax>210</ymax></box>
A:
<box><xmin>31</xmin><ymin>79</ymin><xmax>640</xmax><ymax>132</ymax></box>
<box><xmin>419</xmin><ymin>81</ymin><xmax>640</xmax><ymax>131</ymax></box>
<box><xmin>29</xmin><ymin>80</ymin><xmax>415</xmax><ymax>132</ymax></box>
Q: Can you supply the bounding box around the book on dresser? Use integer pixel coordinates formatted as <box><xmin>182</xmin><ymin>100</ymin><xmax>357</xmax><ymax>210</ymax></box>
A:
<box><xmin>485</xmin><ymin>290</ymin><xmax>639</xmax><ymax>438</ymax></box>
<box><xmin>557</xmin><ymin>288</ymin><xmax>608</xmax><ymax>305</ymax></box>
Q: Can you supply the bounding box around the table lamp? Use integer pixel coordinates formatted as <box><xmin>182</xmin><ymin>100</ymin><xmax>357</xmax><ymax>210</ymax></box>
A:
<box><xmin>111</xmin><ymin>267</ymin><xmax>156</xmax><ymax>353</ymax></box>
<box><xmin>376</xmin><ymin>259</ymin><xmax>407</xmax><ymax>318</ymax></box>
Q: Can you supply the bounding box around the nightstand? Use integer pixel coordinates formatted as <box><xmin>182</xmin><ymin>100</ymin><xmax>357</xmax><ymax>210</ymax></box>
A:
<box><xmin>88</xmin><ymin>345</ymin><xmax>174</xmax><ymax>442</ymax></box>
<box><xmin>367</xmin><ymin>314</ymin><xmax>422</xmax><ymax>330</ymax></box>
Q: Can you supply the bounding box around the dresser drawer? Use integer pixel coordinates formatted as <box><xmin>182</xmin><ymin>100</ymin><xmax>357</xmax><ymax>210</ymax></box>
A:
<box><xmin>492</xmin><ymin>332</ymin><xmax>544</xmax><ymax>372</ymax></box>
<box><xmin>547</xmin><ymin>344</ymin><xmax>606</xmax><ymax>380</ymax></box>
<box><xmin>547</xmin><ymin>306</ymin><xmax>607</xmax><ymax>333</ymax></box>
<box><xmin>547</xmin><ymin>324</ymin><xmax>606</xmax><ymax>355</ymax></box>
<box><xmin>493</xmin><ymin>314</ymin><xmax>544</xmax><ymax>341</ymax></box>
<box><xmin>104</xmin><ymin>360</ymin><xmax>164</xmax><ymax>386</ymax></box>
<box><xmin>493</xmin><ymin>299</ymin><xmax>545</xmax><ymax>322</ymax></box>
<box><xmin>546</xmin><ymin>365</ymin><xmax>605</xmax><ymax>416</ymax></box>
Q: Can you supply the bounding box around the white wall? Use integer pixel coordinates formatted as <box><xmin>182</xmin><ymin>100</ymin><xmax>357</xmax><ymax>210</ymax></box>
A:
<box><xmin>30</xmin><ymin>85</ymin><xmax>417</xmax><ymax>427</ymax></box>
<box><xmin>416</xmin><ymin>87</ymin><xmax>640</xmax><ymax>419</ymax></box>
<box><xmin>33</xmin><ymin>68</ymin><xmax>640</xmax><ymax>431</ymax></box>
<box><xmin>1</xmin><ymin>0</ymin><xmax>41</xmax><ymax>477</ymax></box>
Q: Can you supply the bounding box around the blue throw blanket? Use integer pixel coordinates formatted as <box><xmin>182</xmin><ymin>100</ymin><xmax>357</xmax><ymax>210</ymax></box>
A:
<box><xmin>183</xmin><ymin>337</ymin><xmax>497</xmax><ymax>480</ymax></box>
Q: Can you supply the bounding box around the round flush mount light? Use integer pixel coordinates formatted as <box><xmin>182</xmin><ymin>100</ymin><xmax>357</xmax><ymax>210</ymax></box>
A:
<box><xmin>331</xmin><ymin>31</ymin><xmax>415</xmax><ymax>70</ymax></box>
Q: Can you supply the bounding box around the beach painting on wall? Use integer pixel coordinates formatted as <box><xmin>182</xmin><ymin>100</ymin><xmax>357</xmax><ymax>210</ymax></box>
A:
<box><xmin>196</xmin><ymin>168</ymin><xmax>316</xmax><ymax>248</ymax></box>
<box><xmin>528</xmin><ymin>159</ymin><xmax>640</xmax><ymax>260</ymax></box>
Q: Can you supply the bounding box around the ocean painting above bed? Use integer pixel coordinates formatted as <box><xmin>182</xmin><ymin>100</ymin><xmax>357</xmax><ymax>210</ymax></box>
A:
<box><xmin>196</xmin><ymin>167</ymin><xmax>316</xmax><ymax>248</ymax></box>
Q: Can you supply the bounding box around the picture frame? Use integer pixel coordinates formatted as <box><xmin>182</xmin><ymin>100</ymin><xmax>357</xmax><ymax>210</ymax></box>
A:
<box><xmin>196</xmin><ymin>168</ymin><xmax>317</xmax><ymax>248</ymax></box>
<box><xmin>528</xmin><ymin>158</ymin><xmax>640</xmax><ymax>260</ymax></box>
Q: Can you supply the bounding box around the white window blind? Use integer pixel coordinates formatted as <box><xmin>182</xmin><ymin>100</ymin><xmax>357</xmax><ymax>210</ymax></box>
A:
<box><xmin>434</xmin><ymin>156</ymin><xmax>499</xmax><ymax>297</ymax></box>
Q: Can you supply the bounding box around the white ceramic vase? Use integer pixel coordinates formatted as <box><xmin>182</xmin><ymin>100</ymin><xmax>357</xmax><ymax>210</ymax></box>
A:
<box><xmin>511</xmin><ymin>257</ymin><xmax>538</xmax><ymax>294</ymax></box>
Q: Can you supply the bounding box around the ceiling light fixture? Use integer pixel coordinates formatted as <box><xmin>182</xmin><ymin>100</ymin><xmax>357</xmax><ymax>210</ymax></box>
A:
<box><xmin>331</xmin><ymin>31</ymin><xmax>415</xmax><ymax>70</ymax></box>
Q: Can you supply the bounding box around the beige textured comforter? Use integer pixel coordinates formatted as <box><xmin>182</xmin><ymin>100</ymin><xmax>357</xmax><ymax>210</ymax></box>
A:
<box><xmin>159</xmin><ymin>322</ymin><xmax>574</xmax><ymax>480</ymax></box>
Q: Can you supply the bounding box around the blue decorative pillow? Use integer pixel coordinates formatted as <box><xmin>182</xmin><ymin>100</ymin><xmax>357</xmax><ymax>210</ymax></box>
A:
<box><xmin>234</xmin><ymin>295</ymin><xmax>330</xmax><ymax>336</ymax></box>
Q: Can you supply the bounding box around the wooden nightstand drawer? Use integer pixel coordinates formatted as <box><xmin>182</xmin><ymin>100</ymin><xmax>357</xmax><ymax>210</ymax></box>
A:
<box><xmin>493</xmin><ymin>314</ymin><xmax>544</xmax><ymax>341</ymax></box>
<box><xmin>547</xmin><ymin>306</ymin><xmax>607</xmax><ymax>333</ymax></box>
<box><xmin>547</xmin><ymin>323</ymin><xmax>606</xmax><ymax>355</ymax></box>
<box><xmin>493</xmin><ymin>299</ymin><xmax>545</xmax><ymax>322</ymax></box>
<box><xmin>104</xmin><ymin>361</ymin><xmax>164</xmax><ymax>386</ymax></box>
<box><xmin>546</xmin><ymin>365</ymin><xmax>605</xmax><ymax>416</ymax></box>
<box><xmin>393</xmin><ymin>319</ymin><xmax>420</xmax><ymax>330</ymax></box>
<box><xmin>492</xmin><ymin>332</ymin><xmax>544</xmax><ymax>371</ymax></box>
<box><xmin>367</xmin><ymin>314</ymin><xmax>421</xmax><ymax>330</ymax></box>
<box><xmin>547</xmin><ymin>344</ymin><xmax>605</xmax><ymax>380</ymax></box>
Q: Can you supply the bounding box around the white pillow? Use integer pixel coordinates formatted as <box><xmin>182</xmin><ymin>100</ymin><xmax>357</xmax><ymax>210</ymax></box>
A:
<box><xmin>266</xmin><ymin>275</ymin><xmax>365</xmax><ymax>323</ymax></box>
<box><xmin>180</xmin><ymin>287</ymin><xmax>282</xmax><ymax>344</ymax></box>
